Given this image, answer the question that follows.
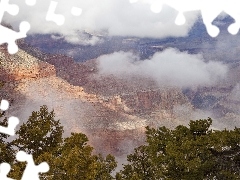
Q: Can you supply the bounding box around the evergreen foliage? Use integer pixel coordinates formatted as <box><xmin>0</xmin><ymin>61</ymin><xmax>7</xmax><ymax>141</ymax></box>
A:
<box><xmin>0</xmin><ymin>105</ymin><xmax>116</xmax><ymax>179</ymax></box>
<box><xmin>1</xmin><ymin>105</ymin><xmax>240</xmax><ymax>179</ymax></box>
<box><xmin>117</xmin><ymin>118</ymin><xmax>240</xmax><ymax>180</ymax></box>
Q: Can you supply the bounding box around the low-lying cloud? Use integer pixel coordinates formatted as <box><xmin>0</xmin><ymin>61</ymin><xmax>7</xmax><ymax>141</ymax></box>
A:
<box><xmin>4</xmin><ymin>0</ymin><xmax>199</xmax><ymax>44</ymax></box>
<box><xmin>97</xmin><ymin>48</ymin><xmax>228</xmax><ymax>88</ymax></box>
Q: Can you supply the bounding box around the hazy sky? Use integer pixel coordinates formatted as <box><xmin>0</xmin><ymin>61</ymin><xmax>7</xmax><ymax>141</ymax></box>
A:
<box><xmin>4</xmin><ymin>0</ymin><xmax>199</xmax><ymax>44</ymax></box>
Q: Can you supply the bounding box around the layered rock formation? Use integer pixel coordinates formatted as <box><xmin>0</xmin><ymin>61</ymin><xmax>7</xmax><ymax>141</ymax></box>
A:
<box><xmin>0</xmin><ymin>46</ymin><xmax>195</xmax><ymax>156</ymax></box>
<box><xmin>0</xmin><ymin>46</ymin><xmax>55</xmax><ymax>81</ymax></box>
<box><xmin>2</xmin><ymin>44</ymin><xmax>240</xmax><ymax>158</ymax></box>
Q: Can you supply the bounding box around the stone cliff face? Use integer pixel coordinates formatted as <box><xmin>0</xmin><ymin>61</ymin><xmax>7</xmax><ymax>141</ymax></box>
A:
<box><xmin>2</xmin><ymin>45</ymin><xmax>239</xmax><ymax>157</ymax></box>
<box><xmin>120</xmin><ymin>89</ymin><xmax>189</xmax><ymax>114</ymax></box>
<box><xmin>0</xmin><ymin>46</ymin><xmax>55</xmax><ymax>81</ymax></box>
<box><xmin>0</xmin><ymin>47</ymin><xmax>144</xmax><ymax>156</ymax></box>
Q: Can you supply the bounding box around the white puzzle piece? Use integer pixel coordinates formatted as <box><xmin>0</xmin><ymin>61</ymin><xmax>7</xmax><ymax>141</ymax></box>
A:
<box><xmin>0</xmin><ymin>163</ymin><xmax>14</xmax><ymax>180</ymax></box>
<box><xmin>0</xmin><ymin>0</ymin><xmax>30</xmax><ymax>54</ymax></box>
<box><xmin>16</xmin><ymin>151</ymin><xmax>49</xmax><ymax>180</ymax></box>
<box><xmin>130</xmin><ymin>0</ymin><xmax>240</xmax><ymax>37</ymax></box>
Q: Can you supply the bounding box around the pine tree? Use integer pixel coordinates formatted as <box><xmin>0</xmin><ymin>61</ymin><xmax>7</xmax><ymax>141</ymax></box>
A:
<box><xmin>0</xmin><ymin>112</ymin><xmax>15</xmax><ymax>164</ymax></box>
<box><xmin>118</xmin><ymin>118</ymin><xmax>240</xmax><ymax>179</ymax></box>
<box><xmin>12</xmin><ymin>105</ymin><xmax>64</xmax><ymax>158</ymax></box>
<box><xmin>6</xmin><ymin>105</ymin><xmax>116</xmax><ymax>179</ymax></box>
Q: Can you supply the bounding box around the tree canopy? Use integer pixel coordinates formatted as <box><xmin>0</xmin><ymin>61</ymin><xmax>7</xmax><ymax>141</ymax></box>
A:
<box><xmin>0</xmin><ymin>105</ymin><xmax>116</xmax><ymax>179</ymax></box>
<box><xmin>117</xmin><ymin>118</ymin><xmax>240</xmax><ymax>180</ymax></box>
<box><xmin>1</xmin><ymin>105</ymin><xmax>240</xmax><ymax>179</ymax></box>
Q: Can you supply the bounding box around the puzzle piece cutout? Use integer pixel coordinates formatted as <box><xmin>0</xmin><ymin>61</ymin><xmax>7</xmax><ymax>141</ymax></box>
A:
<box><xmin>0</xmin><ymin>151</ymin><xmax>49</xmax><ymax>180</ymax></box>
<box><xmin>0</xmin><ymin>100</ymin><xmax>19</xmax><ymax>136</ymax></box>
<box><xmin>0</xmin><ymin>163</ymin><xmax>14</xmax><ymax>180</ymax></box>
<box><xmin>25</xmin><ymin>0</ymin><xmax>36</xmax><ymax>6</ymax></box>
<box><xmin>130</xmin><ymin>0</ymin><xmax>240</xmax><ymax>37</ymax></box>
<box><xmin>0</xmin><ymin>100</ymin><xmax>49</xmax><ymax>179</ymax></box>
<box><xmin>0</xmin><ymin>0</ymin><xmax>19</xmax><ymax>20</ymax></box>
<box><xmin>46</xmin><ymin>0</ymin><xmax>82</xmax><ymax>26</ymax></box>
<box><xmin>0</xmin><ymin>100</ymin><xmax>9</xmax><ymax>111</ymax></box>
<box><xmin>0</xmin><ymin>0</ymin><xmax>82</xmax><ymax>54</ymax></box>
<box><xmin>16</xmin><ymin>151</ymin><xmax>49</xmax><ymax>180</ymax></box>
<box><xmin>0</xmin><ymin>0</ymin><xmax>31</xmax><ymax>54</ymax></box>
<box><xmin>0</xmin><ymin>21</ymin><xmax>30</xmax><ymax>54</ymax></box>
<box><xmin>129</xmin><ymin>0</ymin><xmax>138</xmax><ymax>3</ymax></box>
<box><xmin>71</xmin><ymin>6</ymin><xmax>82</xmax><ymax>16</ymax></box>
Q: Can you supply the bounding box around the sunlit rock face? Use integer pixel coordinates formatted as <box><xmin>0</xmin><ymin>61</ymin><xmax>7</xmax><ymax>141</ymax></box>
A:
<box><xmin>0</xmin><ymin>47</ymin><xmax>194</xmax><ymax>157</ymax></box>
<box><xmin>0</xmin><ymin>46</ymin><xmax>55</xmax><ymax>81</ymax></box>
<box><xmin>1</xmin><ymin>46</ymin><xmax>240</xmax><ymax>158</ymax></box>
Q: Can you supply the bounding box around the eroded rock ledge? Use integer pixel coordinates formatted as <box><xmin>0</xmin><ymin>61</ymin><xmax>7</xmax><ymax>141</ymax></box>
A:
<box><xmin>0</xmin><ymin>47</ymin><xmax>55</xmax><ymax>81</ymax></box>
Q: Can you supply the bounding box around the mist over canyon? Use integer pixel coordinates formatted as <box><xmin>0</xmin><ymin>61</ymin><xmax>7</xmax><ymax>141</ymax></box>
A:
<box><xmin>1</xmin><ymin>2</ymin><xmax>240</xmax><ymax>166</ymax></box>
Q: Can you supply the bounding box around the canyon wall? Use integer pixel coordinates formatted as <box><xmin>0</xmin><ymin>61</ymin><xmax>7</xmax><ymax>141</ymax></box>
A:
<box><xmin>0</xmin><ymin>46</ymin><xmax>55</xmax><ymax>81</ymax></box>
<box><xmin>2</xmin><ymin>46</ymin><xmax>235</xmax><ymax>157</ymax></box>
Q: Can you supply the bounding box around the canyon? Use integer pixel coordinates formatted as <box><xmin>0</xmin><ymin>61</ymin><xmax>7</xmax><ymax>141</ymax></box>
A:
<box><xmin>1</xmin><ymin>41</ymin><xmax>240</xmax><ymax>159</ymax></box>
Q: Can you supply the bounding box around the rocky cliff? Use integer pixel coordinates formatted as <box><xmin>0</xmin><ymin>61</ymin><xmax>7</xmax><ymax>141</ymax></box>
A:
<box><xmin>0</xmin><ymin>46</ymin><xmax>195</xmax><ymax>156</ymax></box>
<box><xmin>0</xmin><ymin>46</ymin><xmax>55</xmax><ymax>81</ymax></box>
<box><xmin>2</xmin><ymin>45</ymin><xmax>240</xmax><ymax>157</ymax></box>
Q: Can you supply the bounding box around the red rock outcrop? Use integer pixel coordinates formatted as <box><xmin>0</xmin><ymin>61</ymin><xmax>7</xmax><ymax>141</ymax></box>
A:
<box><xmin>0</xmin><ymin>47</ymin><xmax>198</xmax><ymax>157</ymax></box>
<box><xmin>0</xmin><ymin>47</ymin><xmax>55</xmax><ymax>81</ymax></box>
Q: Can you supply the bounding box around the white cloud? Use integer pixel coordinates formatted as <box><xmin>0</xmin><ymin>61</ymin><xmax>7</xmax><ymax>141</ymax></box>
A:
<box><xmin>3</xmin><ymin>0</ymin><xmax>199</xmax><ymax>43</ymax></box>
<box><xmin>97</xmin><ymin>48</ymin><xmax>228</xmax><ymax>88</ymax></box>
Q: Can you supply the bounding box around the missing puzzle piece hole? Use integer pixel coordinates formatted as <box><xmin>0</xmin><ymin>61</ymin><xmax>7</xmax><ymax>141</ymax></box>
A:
<box><xmin>206</xmin><ymin>25</ymin><xmax>220</xmax><ymax>37</ymax></box>
<box><xmin>7</xmin><ymin>4</ymin><xmax>19</xmax><ymax>16</ymax></box>
<box><xmin>16</xmin><ymin>151</ymin><xmax>28</xmax><ymax>162</ymax></box>
<box><xmin>0</xmin><ymin>163</ymin><xmax>11</xmax><ymax>174</ymax></box>
<box><xmin>16</xmin><ymin>151</ymin><xmax>50</xmax><ymax>178</ymax></box>
<box><xmin>0</xmin><ymin>163</ymin><xmax>13</xmax><ymax>179</ymax></box>
<box><xmin>7</xmin><ymin>21</ymin><xmax>30</xmax><ymax>54</ymax></box>
<box><xmin>129</xmin><ymin>0</ymin><xmax>138</xmax><ymax>3</ymax></box>
<box><xmin>150</xmin><ymin>2</ymin><xmax>163</xmax><ymax>13</ymax></box>
<box><xmin>0</xmin><ymin>116</ymin><xmax>19</xmax><ymax>136</ymax></box>
<box><xmin>46</xmin><ymin>1</ymin><xmax>65</xmax><ymax>26</ymax></box>
<box><xmin>8</xmin><ymin>116</ymin><xmax>19</xmax><ymax>128</ymax></box>
<box><xmin>175</xmin><ymin>12</ymin><xmax>186</xmax><ymax>25</ymax></box>
<box><xmin>228</xmin><ymin>23</ymin><xmax>239</xmax><ymax>35</ymax></box>
<box><xmin>71</xmin><ymin>7</ymin><xmax>82</xmax><ymax>16</ymax></box>
<box><xmin>38</xmin><ymin>162</ymin><xmax>50</xmax><ymax>173</ymax></box>
<box><xmin>8</xmin><ymin>42</ymin><xmax>18</xmax><ymax>54</ymax></box>
<box><xmin>25</xmin><ymin>0</ymin><xmax>36</xmax><ymax>6</ymax></box>
<box><xmin>19</xmin><ymin>21</ymin><xmax>31</xmax><ymax>32</ymax></box>
<box><xmin>0</xmin><ymin>100</ymin><xmax>9</xmax><ymax>111</ymax></box>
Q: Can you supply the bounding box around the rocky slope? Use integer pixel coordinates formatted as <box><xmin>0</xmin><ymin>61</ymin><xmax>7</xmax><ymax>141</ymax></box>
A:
<box><xmin>1</xmin><ymin>44</ymin><xmax>240</xmax><ymax>157</ymax></box>
<box><xmin>0</xmin><ymin>46</ymin><xmax>55</xmax><ymax>81</ymax></box>
<box><xmin>0</xmin><ymin>45</ymin><xmax>197</xmax><ymax>156</ymax></box>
